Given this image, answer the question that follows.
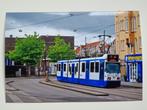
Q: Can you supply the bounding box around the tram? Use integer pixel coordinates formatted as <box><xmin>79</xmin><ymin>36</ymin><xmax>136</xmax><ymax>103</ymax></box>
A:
<box><xmin>56</xmin><ymin>54</ymin><xmax>121</xmax><ymax>88</ymax></box>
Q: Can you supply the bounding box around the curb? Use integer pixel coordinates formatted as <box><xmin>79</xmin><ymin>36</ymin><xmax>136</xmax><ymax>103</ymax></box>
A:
<box><xmin>121</xmin><ymin>84</ymin><xmax>142</xmax><ymax>88</ymax></box>
<box><xmin>39</xmin><ymin>81</ymin><xmax>109</xmax><ymax>96</ymax></box>
<box><xmin>121</xmin><ymin>82</ymin><xmax>142</xmax><ymax>88</ymax></box>
<box><xmin>6</xmin><ymin>80</ymin><xmax>14</xmax><ymax>85</ymax></box>
<box><xmin>6</xmin><ymin>81</ymin><xmax>19</xmax><ymax>91</ymax></box>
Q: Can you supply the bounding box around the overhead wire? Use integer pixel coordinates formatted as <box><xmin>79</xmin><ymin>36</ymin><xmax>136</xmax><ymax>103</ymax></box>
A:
<box><xmin>6</xmin><ymin>12</ymin><xmax>119</xmax><ymax>45</ymax></box>
<box><xmin>6</xmin><ymin>13</ymin><xmax>88</xmax><ymax>31</ymax></box>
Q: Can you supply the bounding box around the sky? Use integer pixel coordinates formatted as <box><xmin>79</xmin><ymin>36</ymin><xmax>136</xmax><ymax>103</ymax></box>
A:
<box><xmin>4</xmin><ymin>12</ymin><xmax>117</xmax><ymax>46</ymax></box>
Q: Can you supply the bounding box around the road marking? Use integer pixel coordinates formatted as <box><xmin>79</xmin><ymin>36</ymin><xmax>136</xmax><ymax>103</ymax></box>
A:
<box><xmin>6</xmin><ymin>91</ymin><xmax>23</xmax><ymax>103</ymax></box>
<box><xmin>6</xmin><ymin>90</ymin><xmax>42</xmax><ymax>103</ymax></box>
<box><xmin>20</xmin><ymin>91</ymin><xmax>42</xmax><ymax>102</ymax></box>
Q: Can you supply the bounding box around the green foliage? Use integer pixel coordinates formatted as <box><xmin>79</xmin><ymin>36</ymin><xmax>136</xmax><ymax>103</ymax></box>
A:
<box><xmin>48</xmin><ymin>36</ymin><xmax>76</xmax><ymax>62</ymax></box>
<box><xmin>7</xmin><ymin>32</ymin><xmax>45</xmax><ymax>66</ymax></box>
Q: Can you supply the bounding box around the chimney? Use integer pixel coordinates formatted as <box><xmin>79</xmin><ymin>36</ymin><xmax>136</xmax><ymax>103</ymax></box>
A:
<box><xmin>10</xmin><ymin>34</ymin><xmax>13</xmax><ymax>38</ymax></box>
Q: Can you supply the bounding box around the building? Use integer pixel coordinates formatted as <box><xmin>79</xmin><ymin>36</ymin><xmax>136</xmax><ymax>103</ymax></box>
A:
<box><xmin>5</xmin><ymin>35</ymin><xmax>74</xmax><ymax>76</ymax></box>
<box><xmin>115</xmin><ymin>11</ymin><xmax>142</xmax><ymax>82</ymax></box>
<box><xmin>75</xmin><ymin>41</ymin><xmax>111</xmax><ymax>57</ymax></box>
<box><xmin>39</xmin><ymin>35</ymin><xmax>74</xmax><ymax>76</ymax></box>
<box><xmin>40</xmin><ymin>35</ymin><xmax>74</xmax><ymax>49</ymax></box>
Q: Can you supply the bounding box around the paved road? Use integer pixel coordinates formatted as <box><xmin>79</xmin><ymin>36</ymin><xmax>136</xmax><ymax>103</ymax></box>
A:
<box><xmin>5</xmin><ymin>77</ymin><xmax>142</xmax><ymax>103</ymax></box>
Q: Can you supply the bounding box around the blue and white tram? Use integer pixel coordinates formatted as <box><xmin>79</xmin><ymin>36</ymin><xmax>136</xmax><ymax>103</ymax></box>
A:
<box><xmin>56</xmin><ymin>54</ymin><xmax>121</xmax><ymax>88</ymax></box>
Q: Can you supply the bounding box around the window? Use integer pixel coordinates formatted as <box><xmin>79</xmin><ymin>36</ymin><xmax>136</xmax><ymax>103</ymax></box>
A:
<box><xmin>58</xmin><ymin>64</ymin><xmax>61</xmax><ymax>71</ymax></box>
<box><xmin>64</xmin><ymin>64</ymin><xmax>66</xmax><ymax>72</ymax></box>
<box><xmin>119</xmin><ymin>20</ymin><xmax>124</xmax><ymax>31</ymax></box>
<box><xmin>137</xmin><ymin>14</ymin><xmax>140</xmax><ymax>27</ymax></box>
<box><xmin>106</xmin><ymin>63</ymin><xmax>120</xmax><ymax>73</ymax></box>
<box><xmin>68</xmin><ymin>64</ymin><xmax>71</xmax><ymax>74</ymax></box>
<box><xmin>119</xmin><ymin>21</ymin><xmax>121</xmax><ymax>31</ymax></box>
<box><xmin>131</xmin><ymin>17</ymin><xmax>133</xmax><ymax>32</ymax></box>
<box><xmin>75</xmin><ymin>63</ymin><xmax>78</xmax><ymax>74</ymax></box>
<box><xmin>133</xmin><ymin>17</ymin><xmax>137</xmax><ymax>31</ymax></box>
<box><xmin>95</xmin><ymin>62</ymin><xmax>99</xmax><ymax>72</ymax></box>
<box><xmin>57</xmin><ymin>64</ymin><xmax>58</xmax><ymax>71</ymax></box>
<box><xmin>90</xmin><ymin>62</ymin><xmax>94</xmax><ymax>72</ymax></box>
<box><xmin>125</xmin><ymin>18</ymin><xmax>128</xmax><ymax>32</ymax></box>
<box><xmin>131</xmin><ymin>16</ymin><xmax>137</xmax><ymax>32</ymax></box>
<box><xmin>81</xmin><ymin>63</ymin><xmax>85</xmax><ymax>72</ymax></box>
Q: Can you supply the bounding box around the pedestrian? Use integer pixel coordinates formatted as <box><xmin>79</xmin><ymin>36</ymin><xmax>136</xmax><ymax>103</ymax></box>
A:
<box><xmin>48</xmin><ymin>66</ymin><xmax>52</xmax><ymax>79</ymax></box>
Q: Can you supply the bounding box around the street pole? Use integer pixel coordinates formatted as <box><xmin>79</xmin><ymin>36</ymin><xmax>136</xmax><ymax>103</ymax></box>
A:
<box><xmin>103</xmin><ymin>30</ymin><xmax>106</xmax><ymax>54</ymax></box>
<box><xmin>44</xmin><ymin>42</ymin><xmax>54</xmax><ymax>82</ymax></box>
<box><xmin>98</xmin><ymin>30</ymin><xmax>111</xmax><ymax>54</ymax></box>
<box><xmin>44</xmin><ymin>44</ymin><xmax>49</xmax><ymax>82</ymax></box>
<box><xmin>85</xmin><ymin>36</ymin><xmax>87</xmax><ymax>57</ymax></box>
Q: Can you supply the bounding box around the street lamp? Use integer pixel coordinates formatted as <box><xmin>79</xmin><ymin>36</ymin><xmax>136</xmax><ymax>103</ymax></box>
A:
<box><xmin>98</xmin><ymin>30</ymin><xmax>111</xmax><ymax>54</ymax></box>
<box><xmin>44</xmin><ymin>42</ymin><xmax>54</xmax><ymax>82</ymax></box>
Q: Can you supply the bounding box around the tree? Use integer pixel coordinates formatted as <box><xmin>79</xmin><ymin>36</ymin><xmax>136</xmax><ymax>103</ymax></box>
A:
<box><xmin>6</xmin><ymin>32</ymin><xmax>45</xmax><ymax>76</ymax></box>
<box><xmin>48</xmin><ymin>37</ymin><xmax>76</xmax><ymax>62</ymax></box>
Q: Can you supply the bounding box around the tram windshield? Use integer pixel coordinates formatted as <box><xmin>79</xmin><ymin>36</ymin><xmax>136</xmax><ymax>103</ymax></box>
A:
<box><xmin>106</xmin><ymin>62</ymin><xmax>120</xmax><ymax>73</ymax></box>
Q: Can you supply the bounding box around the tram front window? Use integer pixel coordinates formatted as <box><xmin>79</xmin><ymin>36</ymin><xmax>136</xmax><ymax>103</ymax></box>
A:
<box><xmin>106</xmin><ymin>63</ymin><xmax>120</xmax><ymax>73</ymax></box>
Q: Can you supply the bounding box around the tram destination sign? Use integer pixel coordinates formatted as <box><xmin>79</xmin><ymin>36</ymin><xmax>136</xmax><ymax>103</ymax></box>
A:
<box><xmin>107</xmin><ymin>54</ymin><xmax>119</xmax><ymax>62</ymax></box>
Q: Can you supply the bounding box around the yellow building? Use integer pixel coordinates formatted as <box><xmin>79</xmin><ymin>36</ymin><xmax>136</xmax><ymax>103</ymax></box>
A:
<box><xmin>115</xmin><ymin>11</ymin><xmax>142</xmax><ymax>79</ymax></box>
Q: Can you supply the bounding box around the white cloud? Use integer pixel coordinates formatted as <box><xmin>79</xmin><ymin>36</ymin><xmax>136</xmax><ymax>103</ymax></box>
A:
<box><xmin>5</xmin><ymin>25</ymin><xmax>102</xmax><ymax>46</ymax></box>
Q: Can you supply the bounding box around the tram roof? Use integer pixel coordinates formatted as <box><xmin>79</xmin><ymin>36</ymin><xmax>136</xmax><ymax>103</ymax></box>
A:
<box><xmin>58</xmin><ymin>54</ymin><xmax>108</xmax><ymax>63</ymax></box>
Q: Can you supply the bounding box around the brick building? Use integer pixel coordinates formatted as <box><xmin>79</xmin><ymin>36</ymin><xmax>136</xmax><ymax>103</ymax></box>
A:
<box><xmin>5</xmin><ymin>35</ymin><xmax>74</xmax><ymax>76</ymax></box>
<box><xmin>75</xmin><ymin>41</ymin><xmax>111</xmax><ymax>57</ymax></box>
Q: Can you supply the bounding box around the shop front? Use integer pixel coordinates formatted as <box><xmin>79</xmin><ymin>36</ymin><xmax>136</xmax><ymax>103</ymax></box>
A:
<box><xmin>125</xmin><ymin>54</ymin><xmax>142</xmax><ymax>82</ymax></box>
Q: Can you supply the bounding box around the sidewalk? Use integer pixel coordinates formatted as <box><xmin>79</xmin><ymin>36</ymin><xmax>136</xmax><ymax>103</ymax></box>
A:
<box><xmin>121</xmin><ymin>81</ymin><xmax>142</xmax><ymax>88</ymax></box>
<box><xmin>39</xmin><ymin>76</ymin><xmax>142</xmax><ymax>96</ymax></box>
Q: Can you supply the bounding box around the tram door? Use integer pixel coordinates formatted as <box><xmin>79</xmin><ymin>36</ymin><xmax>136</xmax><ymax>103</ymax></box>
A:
<box><xmin>129</xmin><ymin>63</ymin><xmax>138</xmax><ymax>82</ymax></box>
<box><xmin>89</xmin><ymin>61</ymin><xmax>99</xmax><ymax>80</ymax></box>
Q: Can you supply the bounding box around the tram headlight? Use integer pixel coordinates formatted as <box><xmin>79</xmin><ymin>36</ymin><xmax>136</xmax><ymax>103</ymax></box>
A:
<box><xmin>107</xmin><ymin>77</ymin><xmax>111</xmax><ymax>80</ymax></box>
<box><xmin>117</xmin><ymin>77</ymin><xmax>120</xmax><ymax>80</ymax></box>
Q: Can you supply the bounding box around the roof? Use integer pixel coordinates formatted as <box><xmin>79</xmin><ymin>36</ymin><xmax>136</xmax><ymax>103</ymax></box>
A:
<box><xmin>75</xmin><ymin>41</ymin><xmax>110</xmax><ymax>53</ymax></box>
<box><xmin>5</xmin><ymin>35</ymin><xmax>75</xmax><ymax>52</ymax></box>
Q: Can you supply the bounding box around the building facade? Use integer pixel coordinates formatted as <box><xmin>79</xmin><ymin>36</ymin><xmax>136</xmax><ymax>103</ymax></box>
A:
<box><xmin>75</xmin><ymin>41</ymin><xmax>111</xmax><ymax>58</ymax></box>
<box><xmin>5</xmin><ymin>35</ymin><xmax>74</xmax><ymax>76</ymax></box>
<box><xmin>115</xmin><ymin>11</ymin><xmax>142</xmax><ymax>82</ymax></box>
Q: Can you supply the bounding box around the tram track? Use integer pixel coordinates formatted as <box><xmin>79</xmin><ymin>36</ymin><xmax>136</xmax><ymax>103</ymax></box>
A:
<box><xmin>40</xmin><ymin>80</ymin><xmax>142</xmax><ymax>100</ymax></box>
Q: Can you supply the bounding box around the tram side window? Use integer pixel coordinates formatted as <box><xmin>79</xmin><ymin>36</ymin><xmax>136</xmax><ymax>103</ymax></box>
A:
<box><xmin>69</xmin><ymin>64</ymin><xmax>71</xmax><ymax>74</ymax></box>
<box><xmin>82</xmin><ymin>63</ymin><xmax>85</xmax><ymax>72</ymax></box>
<box><xmin>57</xmin><ymin>64</ymin><xmax>59</xmax><ymax>71</ymax></box>
<box><xmin>64</xmin><ymin>64</ymin><xmax>66</xmax><ymax>72</ymax></box>
<box><xmin>75</xmin><ymin>63</ymin><xmax>78</xmax><ymax>74</ymax></box>
<box><xmin>59</xmin><ymin>64</ymin><xmax>61</xmax><ymax>71</ymax></box>
<box><xmin>95</xmin><ymin>62</ymin><xmax>99</xmax><ymax>72</ymax></box>
<box><xmin>90</xmin><ymin>62</ymin><xmax>94</xmax><ymax>72</ymax></box>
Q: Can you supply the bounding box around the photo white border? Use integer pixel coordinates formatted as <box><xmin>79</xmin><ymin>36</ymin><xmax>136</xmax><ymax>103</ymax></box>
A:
<box><xmin>0</xmin><ymin>0</ymin><xmax>147</xmax><ymax>110</ymax></box>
